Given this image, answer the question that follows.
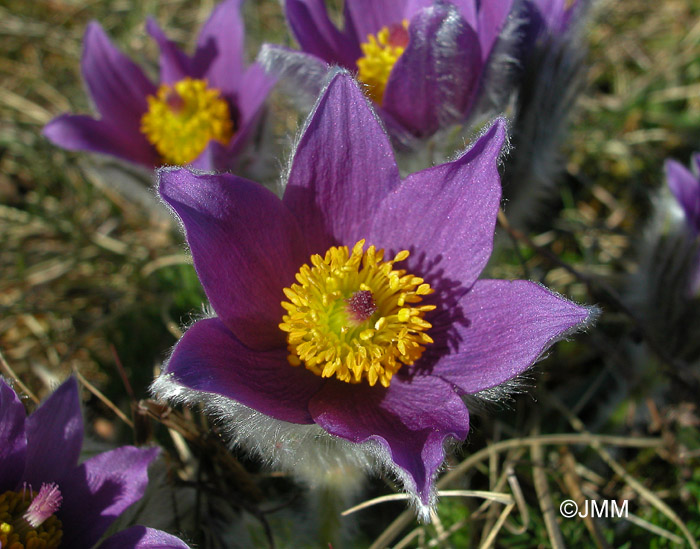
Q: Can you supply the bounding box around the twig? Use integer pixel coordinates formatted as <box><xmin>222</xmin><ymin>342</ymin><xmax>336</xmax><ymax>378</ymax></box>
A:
<box><xmin>429</xmin><ymin>509</ymin><xmax>446</xmax><ymax>547</ymax></box>
<box><xmin>560</xmin><ymin>448</ymin><xmax>612</xmax><ymax>549</ymax></box>
<box><xmin>546</xmin><ymin>393</ymin><xmax>699</xmax><ymax>549</ymax></box>
<box><xmin>624</xmin><ymin>513</ymin><xmax>684</xmax><ymax>544</ymax></box>
<box><xmin>531</xmin><ymin>426</ymin><xmax>566</xmax><ymax>549</ymax></box>
<box><xmin>110</xmin><ymin>344</ymin><xmax>135</xmax><ymax>401</ymax></box>
<box><xmin>370</xmin><ymin>433</ymin><xmax>662</xmax><ymax>549</ymax></box>
<box><xmin>478</xmin><ymin>503</ymin><xmax>516</xmax><ymax>549</ymax></box>
<box><xmin>73</xmin><ymin>368</ymin><xmax>134</xmax><ymax>428</ymax></box>
<box><xmin>343</xmin><ymin>490</ymin><xmax>514</xmax><ymax>516</ymax></box>
<box><xmin>503</xmin><ymin>464</ymin><xmax>529</xmax><ymax>535</ymax></box>
<box><xmin>139</xmin><ymin>399</ymin><xmax>264</xmax><ymax>502</ymax></box>
<box><xmin>0</xmin><ymin>348</ymin><xmax>39</xmax><ymax>403</ymax></box>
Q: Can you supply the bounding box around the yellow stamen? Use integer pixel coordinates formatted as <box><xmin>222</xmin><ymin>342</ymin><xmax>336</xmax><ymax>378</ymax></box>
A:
<box><xmin>140</xmin><ymin>77</ymin><xmax>234</xmax><ymax>165</ymax></box>
<box><xmin>0</xmin><ymin>489</ymin><xmax>62</xmax><ymax>549</ymax></box>
<box><xmin>279</xmin><ymin>240</ymin><xmax>435</xmax><ymax>388</ymax></box>
<box><xmin>356</xmin><ymin>21</ymin><xmax>410</xmax><ymax>105</ymax></box>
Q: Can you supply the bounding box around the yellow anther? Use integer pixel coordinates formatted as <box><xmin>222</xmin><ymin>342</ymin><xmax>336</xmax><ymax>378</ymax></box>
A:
<box><xmin>280</xmin><ymin>240</ymin><xmax>434</xmax><ymax>387</ymax></box>
<box><xmin>140</xmin><ymin>77</ymin><xmax>233</xmax><ymax>165</ymax></box>
<box><xmin>356</xmin><ymin>21</ymin><xmax>410</xmax><ymax>104</ymax></box>
<box><xmin>359</xmin><ymin>329</ymin><xmax>375</xmax><ymax>340</ymax></box>
<box><xmin>416</xmin><ymin>283</ymin><xmax>432</xmax><ymax>295</ymax></box>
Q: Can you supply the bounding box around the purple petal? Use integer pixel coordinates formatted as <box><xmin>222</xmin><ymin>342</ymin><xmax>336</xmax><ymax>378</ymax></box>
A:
<box><xmin>476</xmin><ymin>0</ymin><xmax>513</xmax><ymax>59</ymax></box>
<box><xmin>283</xmin><ymin>72</ymin><xmax>401</xmax><ymax>254</ymax></box>
<box><xmin>23</xmin><ymin>377</ymin><xmax>83</xmax><ymax>487</ymax></box>
<box><xmin>369</xmin><ymin>118</ymin><xmax>506</xmax><ymax>296</ymax></box>
<box><xmin>0</xmin><ymin>380</ymin><xmax>27</xmax><ymax>492</ymax></box>
<box><xmin>164</xmin><ymin>318</ymin><xmax>323</xmax><ymax>424</ymax></box>
<box><xmin>529</xmin><ymin>0</ymin><xmax>577</xmax><ymax>35</ymax></box>
<box><xmin>187</xmin><ymin>140</ymin><xmax>228</xmax><ymax>172</ymax></box>
<box><xmin>309</xmin><ymin>375</ymin><xmax>469</xmax><ymax>506</ymax></box>
<box><xmin>197</xmin><ymin>0</ymin><xmax>245</xmax><ymax>96</ymax></box>
<box><xmin>666</xmin><ymin>158</ymin><xmax>700</xmax><ymax>234</ymax></box>
<box><xmin>258</xmin><ymin>44</ymin><xmax>330</xmax><ymax>98</ymax></box>
<box><xmin>235</xmin><ymin>63</ymin><xmax>276</xmax><ymax>128</ymax></box>
<box><xmin>188</xmin><ymin>140</ymin><xmax>235</xmax><ymax>172</ymax></box>
<box><xmin>59</xmin><ymin>446</ymin><xmax>159</xmax><ymax>548</ymax></box>
<box><xmin>82</xmin><ymin>22</ymin><xmax>156</xmax><ymax>135</ymax></box>
<box><xmin>146</xmin><ymin>18</ymin><xmax>195</xmax><ymax>84</ymax></box>
<box><xmin>43</xmin><ymin>114</ymin><xmax>158</xmax><ymax>167</ymax></box>
<box><xmin>383</xmin><ymin>4</ymin><xmax>482</xmax><ymax>137</ymax></box>
<box><xmin>428</xmin><ymin>279</ymin><xmax>591</xmax><ymax>395</ymax></box>
<box><xmin>100</xmin><ymin>526</ymin><xmax>190</xmax><ymax>549</ymax></box>
<box><xmin>190</xmin><ymin>64</ymin><xmax>275</xmax><ymax>172</ymax></box>
<box><xmin>159</xmin><ymin>168</ymin><xmax>308</xmax><ymax>350</ymax></box>
<box><xmin>285</xmin><ymin>0</ymin><xmax>361</xmax><ymax>67</ymax></box>
<box><xmin>345</xmin><ymin>0</ymin><xmax>410</xmax><ymax>42</ymax></box>
<box><xmin>445</xmin><ymin>0</ymin><xmax>478</xmax><ymax>28</ymax></box>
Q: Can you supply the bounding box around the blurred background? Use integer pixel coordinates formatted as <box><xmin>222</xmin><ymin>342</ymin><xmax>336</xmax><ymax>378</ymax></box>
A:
<box><xmin>1</xmin><ymin>0</ymin><xmax>699</xmax><ymax>547</ymax></box>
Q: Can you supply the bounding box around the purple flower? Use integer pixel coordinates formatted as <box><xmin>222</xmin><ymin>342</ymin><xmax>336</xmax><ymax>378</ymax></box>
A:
<box><xmin>666</xmin><ymin>153</ymin><xmax>700</xmax><ymax>236</ymax></box>
<box><xmin>270</xmin><ymin>0</ymin><xmax>513</xmax><ymax>139</ymax></box>
<box><xmin>499</xmin><ymin>0</ymin><xmax>590</xmax><ymax>229</ymax></box>
<box><xmin>0</xmin><ymin>377</ymin><xmax>189</xmax><ymax>548</ymax></box>
<box><xmin>152</xmin><ymin>72</ymin><xmax>592</xmax><ymax>516</ymax></box>
<box><xmin>43</xmin><ymin>0</ymin><xmax>274</xmax><ymax>171</ymax></box>
<box><xmin>524</xmin><ymin>0</ymin><xmax>585</xmax><ymax>40</ymax></box>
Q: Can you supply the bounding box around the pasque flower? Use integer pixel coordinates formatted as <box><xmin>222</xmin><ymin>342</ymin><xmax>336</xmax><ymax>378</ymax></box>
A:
<box><xmin>43</xmin><ymin>0</ymin><xmax>274</xmax><ymax>171</ymax></box>
<box><xmin>152</xmin><ymin>72</ymin><xmax>592</xmax><ymax>517</ymax></box>
<box><xmin>625</xmin><ymin>153</ymin><xmax>700</xmax><ymax>376</ymax></box>
<box><xmin>524</xmin><ymin>0</ymin><xmax>583</xmax><ymax>39</ymax></box>
<box><xmin>499</xmin><ymin>0</ymin><xmax>590</xmax><ymax>228</ymax></box>
<box><xmin>265</xmin><ymin>0</ymin><xmax>513</xmax><ymax>140</ymax></box>
<box><xmin>666</xmin><ymin>153</ymin><xmax>700</xmax><ymax>237</ymax></box>
<box><xmin>0</xmin><ymin>377</ymin><xmax>189</xmax><ymax>548</ymax></box>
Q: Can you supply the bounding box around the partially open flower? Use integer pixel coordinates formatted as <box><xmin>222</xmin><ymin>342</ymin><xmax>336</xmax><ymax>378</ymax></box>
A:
<box><xmin>264</xmin><ymin>0</ymin><xmax>514</xmax><ymax>140</ymax></box>
<box><xmin>0</xmin><ymin>377</ymin><xmax>189</xmax><ymax>548</ymax></box>
<box><xmin>524</xmin><ymin>0</ymin><xmax>584</xmax><ymax>40</ymax></box>
<box><xmin>667</xmin><ymin>154</ymin><xmax>700</xmax><ymax>238</ymax></box>
<box><xmin>152</xmin><ymin>72</ymin><xmax>593</xmax><ymax>518</ymax></box>
<box><xmin>43</xmin><ymin>0</ymin><xmax>274</xmax><ymax>172</ymax></box>
<box><xmin>500</xmin><ymin>0</ymin><xmax>591</xmax><ymax>228</ymax></box>
<box><xmin>626</xmin><ymin>153</ymin><xmax>700</xmax><ymax>372</ymax></box>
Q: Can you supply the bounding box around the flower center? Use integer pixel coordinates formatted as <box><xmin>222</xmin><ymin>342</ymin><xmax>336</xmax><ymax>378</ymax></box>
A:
<box><xmin>356</xmin><ymin>21</ymin><xmax>409</xmax><ymax>105</ymax></box>
<box><xmin>0</xmin><ymin>483</ymin><xmax>63</xmax><ymax>549</ymax></box>
<box><xmin>279</xmin><ymin>240</ymin><xmax>435</xmax><ymax>387</ymax></box>
<box><xmin>140</xmin><ymin>77</ymin><xmax>234</xmax><ymax>165</ymax></box>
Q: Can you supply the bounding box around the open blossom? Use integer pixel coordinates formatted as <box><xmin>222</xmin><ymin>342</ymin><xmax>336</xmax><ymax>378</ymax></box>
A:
<box><xmin>152</xmin><ymin>72</ymin><xmax>593</xmax><ymax>517</ymax></box>
<box><xmin>43</xmin><ymin>0</ymin><xmax>274</xmax><ymax>171</ymax></box>
<box><xmin>0</xmin><ymin>377</ymin><xmax>189</xmax><ymax>548</ymax></box>
<box><xmin>266</xmin><ymin>0</ymin><xmax>513</xmax><ymax>140</ymax></box>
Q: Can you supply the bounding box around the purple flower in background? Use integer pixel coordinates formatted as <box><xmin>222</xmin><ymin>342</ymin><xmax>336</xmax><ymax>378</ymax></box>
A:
<box><xmin>666</xmin><ymin>153</ymin><xmax>700</xmax><ymax>236</ymax></box>
<box><xmin>625</xmin><ymin>154</ymin><xmax>700</xmax><ymax>368</ymax></box>
<box><xmin>268</xmin><ymin>0</ymin><xmax>513</xmax><ymax>139</ymax></box>
<box><xmin>524</xmin><ymin>0</ymin><xmax>581</xmax><ymax>39</ymax></box>
<box><xmin>0</xmin><ymin>377</ymin><xmax>189</xmax><ymax>548</ymax></box>
<box><xmin>152</xmin><ymin>72</ymin><xmax>592</xmax><ymax>516</ymax></box>
<box><xmin>498</xmin><ymin>0</ymin><xmax>590</xmax><ymax>229</ymax></box>
<box><xmin>43</xmin><ymin>0</ymin><xmax>274</xmax><ymax>171</ymax></box>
